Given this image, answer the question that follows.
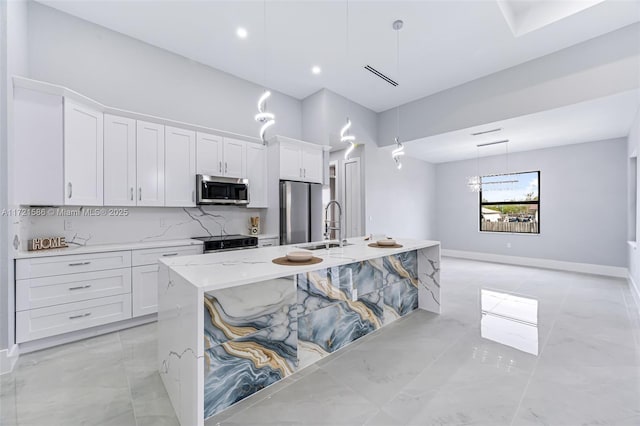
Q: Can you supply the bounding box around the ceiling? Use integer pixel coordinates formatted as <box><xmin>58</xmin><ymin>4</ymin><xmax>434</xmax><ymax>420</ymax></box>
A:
<box><xmin>36</xmin><ymin>0</ymin><xmax>640</xmax><ymax>112</ymax></box>
<box><xmin>401</xmin><ymin>89</ymin><xmax>640</xmax><ymax>164</ymax></box>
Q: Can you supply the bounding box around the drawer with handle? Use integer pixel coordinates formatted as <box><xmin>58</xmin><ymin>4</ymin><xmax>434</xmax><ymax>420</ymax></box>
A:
<box><xmin>16</xmin><ymin>251</ymin><xmax>132</xmax><ymax>279</ymax></box>
<box><xmin>16</xmin><ymin>294</ymin><xmax>132</xmax><ymax>343</ymax></box>
<box><xmin>258</xmin><ymin>237</ymin><xmax>279</xmax><ymax>248</ymax></box>
<box><xmin>132</xmin><ymin>245</ymin><xmax>203</xmax><ymax>267</ymax></box>
<box><xmin>16</xmin><ymin>268</ymin><xmax>132</xmax><ymax>311</ymax></box>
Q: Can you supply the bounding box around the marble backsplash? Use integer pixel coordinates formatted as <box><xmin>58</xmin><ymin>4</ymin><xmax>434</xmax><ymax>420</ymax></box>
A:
<box><xmin>13</xmin><ymin>206</ymin><xmax>266</xmax><ymax>250</ymax></box>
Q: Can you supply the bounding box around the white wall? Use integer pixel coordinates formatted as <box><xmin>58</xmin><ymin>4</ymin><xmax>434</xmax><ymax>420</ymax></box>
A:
<box><xmin>436</xmin><ymin>138</ymin><xmax>628</xmax><ymax>267</ymax></box>
<box><xmin>366</xmin><ymin>147</ymin><xmax>436</xmax><ymax>240</ymax></box>
<box><xmin>627</xmin><ymin>108</ymin><xmax>640</xmax><ymax>293</ymax></box>
<box><xmin>302</xmin><ymin>88</ymin><xmax>437</xmax><ymax>240</ymax></box>
<box><xmin>1</xmin><ymin>0</ymin><xmax>29</xmax><ymax>355</ymax></box>
<box><xmin>28</xmin><ymin>3</ymin><xmax>301</xmax><ymax>140</ymax></box>
<box><xmin>378</xmin><ymin>23</ymin><xmax>640</xmax><ymax>147</ymax></box>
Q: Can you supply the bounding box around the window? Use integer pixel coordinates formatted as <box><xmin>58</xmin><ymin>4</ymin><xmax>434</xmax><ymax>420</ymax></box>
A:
<box><xmin>480</xmin><ymin>171</ymin><xmax>539</xmax><ymax>234</ymax></box>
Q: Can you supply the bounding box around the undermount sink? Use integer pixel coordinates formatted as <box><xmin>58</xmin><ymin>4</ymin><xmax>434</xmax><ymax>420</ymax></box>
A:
<box><xmin>296</xmin><ymin>242</ymin><xmax>352</xmax><ymax>250</ymax></box>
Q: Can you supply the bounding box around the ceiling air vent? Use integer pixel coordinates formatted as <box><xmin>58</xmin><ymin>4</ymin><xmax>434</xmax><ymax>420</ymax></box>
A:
<box><xmin>364</xmin><ymin>65</ymin><xmax>398</xmax><ymax>87</ymax></box>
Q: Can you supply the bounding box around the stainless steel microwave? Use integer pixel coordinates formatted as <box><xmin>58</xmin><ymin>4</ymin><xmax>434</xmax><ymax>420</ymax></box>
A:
<box><xmin>196</xmin><ymin>175</ymin><xmax>250</xmax><ymax>205</ymax></box>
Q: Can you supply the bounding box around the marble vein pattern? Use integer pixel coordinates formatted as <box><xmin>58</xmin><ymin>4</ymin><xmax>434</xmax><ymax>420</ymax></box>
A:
<box><xmin>382</xmin><ymin>279</ymin><xmax>419</xmax><ymax>325</ymax></box>
<box><xmin>417</xmin><ymin>246</ymin><xmax>441</xmax><ymax>314</ymax></box>
<box><xmin>377</xmin><ymin>250</ymin><xmax>418</xmax><ymax>286</ymax></box>
<box><xmin>204</xmin><ymin>277</ymin><xmax>296</xmax><ymax>348</ymax></box>
<box><xmin>19</xmin><ymin>205</ymin><xmax>258</xmax><ymax>249</ymax></box>
<box><xmin>202</xmin><ymin>277</ymin><xmax>297</xmax><ymax>419</ymax></box>
<box><xmin>297</xmin><ymin>301</ymin><xmax>379</xmax><ymax>360</ymax></box>
<box><xmin>203</xmin><ymin>320</ymin><xmax>298</xmax><ymax>418</ymax></box>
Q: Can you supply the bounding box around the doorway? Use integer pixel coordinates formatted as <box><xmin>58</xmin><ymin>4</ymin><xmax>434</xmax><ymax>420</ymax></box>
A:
<box><xmin>343</xmin><ymin>157</ymin><xmax>362</xmax><ymax>238</ymax></box>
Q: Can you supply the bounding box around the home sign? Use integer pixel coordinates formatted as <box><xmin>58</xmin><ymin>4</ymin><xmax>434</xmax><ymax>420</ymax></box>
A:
<box><xmin>28</xmin><ymin>236</ymin><xmax>68</xmax><ymax>251</ymax></box>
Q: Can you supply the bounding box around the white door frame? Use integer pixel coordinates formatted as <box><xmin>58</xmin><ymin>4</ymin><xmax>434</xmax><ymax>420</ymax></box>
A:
<box><xmin>343</xmin><ymin>157</ymin><xmax>362</xmax><ymax>238</ymax></box>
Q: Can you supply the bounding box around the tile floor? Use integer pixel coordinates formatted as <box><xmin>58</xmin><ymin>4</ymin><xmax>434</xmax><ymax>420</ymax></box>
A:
<box><xmin>1</xmin><ymin>257</ymin><xmax>639</xmax><ymax>426</ymax></box>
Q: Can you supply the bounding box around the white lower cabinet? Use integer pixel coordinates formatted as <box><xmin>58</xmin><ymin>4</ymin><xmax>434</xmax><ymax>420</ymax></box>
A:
<box><xmin>132</xmin><ymin>265</ymin><xmax>160</xmax><ymax>317</ymax></box>
<box><xmin>258</xmin><ymin>237</ymin><xmax>279</xmax><ymax>247</ymax></box>
<box><xmin>15</xmin><ymin>243</ymin><xmax>202</xmax><ymax>345</ymax></box>
<box><xmin>16</xmin><ymin>268</ymin><xmax>132</xmax><ymax>311</ymax></box>
<box><xmin>16</xmin><ymin>294</ymin><xmax>131</xmax><ymax>343</ymax></box>
<box><xmin>131</xmin><ymin>245</ymin><xmax>203</xmax><ymax>317</ymax></box>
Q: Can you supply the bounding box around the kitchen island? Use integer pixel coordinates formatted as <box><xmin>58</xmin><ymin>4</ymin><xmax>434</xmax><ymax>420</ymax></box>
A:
<box><xmin>157</xmin><ymin>238</ymin><xmax>440</xmax><ymax>425</ymax></box>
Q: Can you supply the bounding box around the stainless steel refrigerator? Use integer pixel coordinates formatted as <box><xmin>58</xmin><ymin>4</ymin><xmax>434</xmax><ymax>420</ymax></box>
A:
<box><xmin>279</xmin><ymin>180</ymin><xmax>323</xmax><ymax>245</ymax></box>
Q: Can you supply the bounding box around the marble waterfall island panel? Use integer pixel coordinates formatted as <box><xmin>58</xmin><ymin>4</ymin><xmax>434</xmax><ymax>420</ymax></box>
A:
<box><xmin>297</xmin><ymin>259</ymin><xmax>382</xmax><ymax>316</ymax></box>
<box><xmin>377</xmin><ymin>250</ymin><xmax>418</xmax><ymax>286</ymax></box>
<box><xmin>297</xmin><ymin>295</ymin><xmax>384</xmax><ymax>367</ymax></box>
<box><xmin>203</xmin><ymin>321</ymin><xmax>298</xmax><ymax>419</ymax></box>
<box><xmin>417</xmin><ymin>246</ymin><xmax>441</xmax><ymax>313</ymax></box>
<box><xmin>383</xmin><ymin>278</ymin><xmax>419</xmax><ymax>325</ymax></box>
<box><xmin>204</xmin><ymin>277</ymin><xmax>296</xmax><ymax>348</ymax></box>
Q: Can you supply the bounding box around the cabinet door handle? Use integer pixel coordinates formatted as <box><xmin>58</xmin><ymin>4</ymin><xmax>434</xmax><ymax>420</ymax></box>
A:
<box><xmin>130</xmin><ymin>187</ymin><xmax>134</xmax><ymax>201</ymax></box>
<box><xmin>68</xmin><ymin>261</ymin><xmax>91</xmax><ymax>266</ymax></box>
<box><xmin>219</xmin><ymin>161</ymin><xmax>222</xmax><ymax>174</ymax></box>
<box><xmin>225</xmin><ymin>162</ymin><xmax>228</xmax><ymax>174</ymax></box>
<box><xmin>300</xmin><ymin>168</ymin><xmax>303</xmax><ymax>178</ymax></box>
<box><xmin>67</xmin><ymin>182</ymin><xmax>73</xmax><ymax>199</ymax></box>
<box><xmin>139</xmin><ymin>187</ymin><xmax>142</xmax><ymax>201</ymax></box>
<box><xmin>69</xmin><ymin>284</ymin><xmax>92</xmax><ymax>291</ymax></box>
<box><xmin>69</xmin><ymin>312</ymin><xmax>91</xmax><ymax>320</ymax></box>
<box><xmin>162</xmin><ymin>253</ymin><xmax>179</xmax><ymax>257</ymax></box>
<box><xmin>192</xmin><ymin>190</ymin><xmax>195</xmax><ymax>203</ymax></box>
<box><xmin>262</xmin><ymin>243</ymin><xmax>273</xmax><ymax>247</ymax></box>
<box><xmin>304</xmin><ymin>168</ymin><xmax>306</xmax><ymax>178</ymax></box>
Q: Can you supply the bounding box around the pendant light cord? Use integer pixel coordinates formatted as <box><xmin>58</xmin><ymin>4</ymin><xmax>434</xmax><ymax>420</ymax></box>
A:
<box><xmin>396</xmin><ymin>23</ymin><xmax>400</xmax><ymax>142</ymax></box>
<box><xmin>263</xmin><ymin>0</ymin><xmax>267</xmax><ymax>88</ymax></box>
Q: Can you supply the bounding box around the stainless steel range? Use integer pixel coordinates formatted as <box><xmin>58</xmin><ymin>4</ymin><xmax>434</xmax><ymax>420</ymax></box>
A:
<box><xmin>192</xmin><ymin>234</ymin><xmax>258</xmax><ymax>253</ymax></box>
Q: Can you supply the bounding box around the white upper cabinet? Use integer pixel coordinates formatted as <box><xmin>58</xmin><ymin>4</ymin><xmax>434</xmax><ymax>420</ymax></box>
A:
<box><xmin>222</xmin><ymin>138</ymin><xmax>246</xmax><ymax>178</ymax></box>
<box><xmin>64</xmin><ymin>99</ymin><xmax>104</xmax><ymax>206</ymax></box>
<box><xmin>165</xmin><ymin>126</ymin><xmax>196</xmax><ymax>207</ymax></box>
<box><xmin>136</xmin><ymin>121</ymin><xmax>165</xmax><ymax>207</ymax></box>
<box><xmin>196</xmin><ymin>132</ymin><xmax>223</xmax><ymax>176</ymax></box>
<box><xmin>14</xmin><ymin>88</ymin><xmax>64</xmax><ymax>206</ymax></box>
<box><xmin>279</xmin><ymin>142</ymin><xmax>303</xmax><ymax>181</ymax></box>
<box><xmin>301</xmin><ymin>146</ymin><xmax>323</xmax><ymax>184</ymax></box>
<box><xmin>104</xmin><ymin>114</ymin><xmax>136</xmax><ymax>206</ymax></box>
<box><xmin>278</xmin><ymin>141</ymin><xmax>323</xmax><ymax>183</ymax></box>
<box><xmin>196</xmin><ymin>133</ymin><xmax>245</xmax><ymax>178</ymax></box>
<box><xmin>246</xmin><ymin>143</ymin><xmax>268</xmax><ymax>208</ymax></box>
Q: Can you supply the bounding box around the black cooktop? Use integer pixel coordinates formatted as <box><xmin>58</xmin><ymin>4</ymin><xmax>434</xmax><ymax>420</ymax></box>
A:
<box><xmin>193</xmin><ymin>234</ymin><xmax>258</xmax><ymax>251</ymax></box>
<box><xmin>193</xmin><ymin>234</ymin><xmax>250</xmax><ymax>242</ymax></box>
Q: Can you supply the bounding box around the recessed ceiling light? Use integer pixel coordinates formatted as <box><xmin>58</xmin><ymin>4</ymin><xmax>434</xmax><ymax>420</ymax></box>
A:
<box><xmin>311</xmin><ymin>66</ymin><xmax>322</xmax><ymax>75</ymax></box>
<box><xmin>236</xmin><ymin>27</ymin><xmax>248</xmax><ymax>39</ymax></box>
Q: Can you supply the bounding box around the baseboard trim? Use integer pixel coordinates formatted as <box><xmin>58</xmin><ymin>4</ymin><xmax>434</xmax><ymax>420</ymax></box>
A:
<box><xmin>0</xmin><ymin>344</ymin><xmax>19</xmax><ymax>375</ymax></box>
<box><xmin>442</xmin><ymin>249</ymin><xmax>628</xmax><ymax>278</ymax></box>
<box><xmin>628</xmin><ymin>274</ymin><xmax>640</xmax><ymax>311</ymax></box>
<box><xmin>17</xmin><ymin>314</ymin><xmax>157</xmax><ymax>355</ymax></box>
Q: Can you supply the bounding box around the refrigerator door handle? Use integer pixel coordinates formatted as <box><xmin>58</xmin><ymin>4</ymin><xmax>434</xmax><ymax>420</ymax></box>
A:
<box><xmin>279</xmin><ymin>182</ymin><xmax>290</xmax><ymax>245</ymax></box>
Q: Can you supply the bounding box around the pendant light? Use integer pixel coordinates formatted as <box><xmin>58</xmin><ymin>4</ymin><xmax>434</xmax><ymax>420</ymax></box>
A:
<box><xmin>254</xmin><ymin>0</ymin><xmax>275</xmax><ymax>145</ymax></box>
<box><xmin>341</xmin><ymin>118</ymin><xmax>356</xmax><ymax>160</ymax></box>
<box><xmin>467</xmin><ymin>139</ymin><xmax>517</xmax><ymax>192</ymax></box>
<box><xmin>341</xmin><ymin>0</ymin><xmax>357</xmax><ymax>160</ymax></box>
<box><xmin>392</xmin><ymin>19</ymin><xmax>405</xmax><ymax>169</ymax></box>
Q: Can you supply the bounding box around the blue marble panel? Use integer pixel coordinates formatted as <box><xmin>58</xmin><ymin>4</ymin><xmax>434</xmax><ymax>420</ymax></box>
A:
<box><xmin>297</xmin><ymin>260</ymin><xmax>382</xmax><ymax>316</ymax></box>
<box><xmin>298</xmin><ymin>296</ymin><xmax>383</xmax><ymax>357</ymax></box>
<box><xmin>203</xmin><ymin>321</ymin><xmax>298</xmax><ymax>419</ymax></box>
<box><xmin>383</xmin><ymin>278</ymin><xmax>419</xmax><ymax>325</ymax></box>
<box><xmin>379</xmin><ymin>250</ymin><xmax>418</xmax><ymax>286</ymax></box>
<box><xmin>204</xmin><ymin>277</ymin><xmax>296</xmax><ymax>348</ymax></box>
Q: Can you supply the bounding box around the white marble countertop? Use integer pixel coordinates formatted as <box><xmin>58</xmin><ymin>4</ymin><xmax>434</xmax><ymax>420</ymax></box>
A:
<box><xmin>162</xmin><ymin>237</ymin><xmax>440</xmax><ymax>292</ymax></box>
<box><xmin>14</xmin><ymin>239</ymin><xmax>203</xmax><ymax>259</ymax></box>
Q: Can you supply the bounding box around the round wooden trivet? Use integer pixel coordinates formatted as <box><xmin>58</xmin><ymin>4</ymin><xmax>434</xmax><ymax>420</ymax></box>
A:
<box><xmin>368</xmin><ymin>243</ymin><xmax>404</xmax><ymax>248</ymax></box>
<box><xmin>272</xmin><ymin>256</ymin><xmax>324</xmax><ymax>266</ymax></box>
